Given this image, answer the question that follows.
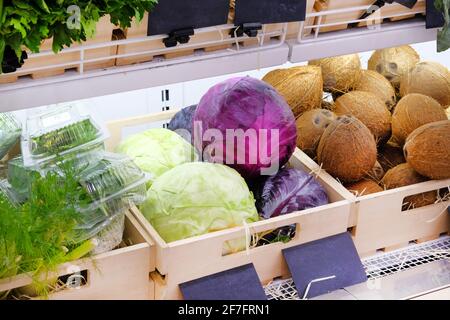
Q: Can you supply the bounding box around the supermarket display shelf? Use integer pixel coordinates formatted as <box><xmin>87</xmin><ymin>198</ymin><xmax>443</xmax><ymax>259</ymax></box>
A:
<box><xmin>0</xmin><ymin>42</ymin><xmax>289</xmax><ymax>112</ymax></box>
<box><xmin>289</xmin><ymin>18</ymin><xmax>437</xmax><ymax>63</ymax></box>
<box><xmin>265</xmin><ymin>236</ymin><xmax>450</xmax><ymax>300</ymax></box>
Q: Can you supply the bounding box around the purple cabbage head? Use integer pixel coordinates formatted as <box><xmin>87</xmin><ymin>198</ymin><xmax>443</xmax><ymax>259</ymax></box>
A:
<box><xmin>168</xmin><ymin>105</ymin><xmax>197</xmax><ymax>143</ymax></box>
<box><xmin>193</xmin><ymin>77</ymin><xmax>297</xmax><ymax>180</ymax></box>
<box><xmin>253</xmin><ymin>168</ymin><xmax>329</xmax><ymax>220</ymax></box>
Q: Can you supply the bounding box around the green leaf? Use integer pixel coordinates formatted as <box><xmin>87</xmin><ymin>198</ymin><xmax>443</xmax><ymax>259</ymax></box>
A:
<box><xmin>436</xmin><ymin>0</ymin><xmax>450</xmax><ymax>52</ymax></box>
<box><xmin>0</xmin><ymin>37</ymin><xmax>5</xmax><ymax>73</ymax></box>
<box><xmin>36</xmin><ymin>0</ymin><xmax>50</xmax><ymax>14</ymax></box>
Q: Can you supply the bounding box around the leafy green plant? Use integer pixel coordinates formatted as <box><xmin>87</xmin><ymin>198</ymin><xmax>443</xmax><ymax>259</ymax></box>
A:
<box><xmin>0</xmin><ymin>0</ymin><xmax>158</xmax><ymax>73</ymax></box>
<box><xmin>0</xmin><ymin>160</ymin><xmax>95</xmax><ymax>298</ymax></box>
<box><xmin>435</xmin><ymin>0</ymin><xmax>450</xmax><ymax>52</ymax></box>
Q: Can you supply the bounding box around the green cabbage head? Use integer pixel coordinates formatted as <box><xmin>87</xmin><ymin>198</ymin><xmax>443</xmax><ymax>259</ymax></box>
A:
<box><xmin>116</xmin><ymin>128</ymin><xmax>198</xmax><ymax>186</ymax></box>
<box><xmin>140</xmin><ymin>162</ymin><xmax>259</xmax><ymax>244</ymax></box>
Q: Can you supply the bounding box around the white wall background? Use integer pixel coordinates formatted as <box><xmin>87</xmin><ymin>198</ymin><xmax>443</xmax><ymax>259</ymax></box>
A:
<box><xmin>13</xmin><ymin>41</ymin><xmax>449</xmax><ymax>134</ymax></box>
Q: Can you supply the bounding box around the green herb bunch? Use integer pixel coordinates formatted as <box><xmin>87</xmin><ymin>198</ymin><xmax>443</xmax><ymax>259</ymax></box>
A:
<box><xmin>0</xmin><ymin>159</ymin><xmax>95</xmax><ymax>298</ymax></box>
<box><xmin>435</xmin><ymin>0</ymin><xmax>450</xmax><ymax>52</ymax></box>
<box><xmin>0</xmin><ymin>0</ymin><xmax>158</xmax><ymax>73</ymax></box>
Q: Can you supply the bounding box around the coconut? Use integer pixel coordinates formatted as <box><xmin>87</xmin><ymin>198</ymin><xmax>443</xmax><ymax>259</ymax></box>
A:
<box><xmin>333</xmin><ymin>91</ymin><xmax>392</xmax><ymax>143</ymax></box>
<box><xmin>382</xmin><ymin>163</ymin><xmax>436</xmax><ymax>210</ymax></box>
<box><xmin>404</xmin><ymin>120</ymin><xmax>450</xmax><ymax>180</ymax></box>
<box><xmin>296</xmin><ymin>109</ymin><xmax>337</xmax><ymax>158</ymax></box>
<box><xmin>400</xmin><ymin>61</ymin><xmax>450</xmax><ymax>106</ymax></box>
<box><xmin>309</xmin><ymin>54</ymin><xmax>362</xmax><ymax>94</ymax></box>
<box><xmin>317</xmin><ymin>115</ymin><xmax>377</xmax><ymax>183</ymax></box>
<box><xmin>391</xmin><ymin>93</ymin><xmax>447</xmax><ymax>145</ymax></box>
<box><xmin>262</xmin><ymin>66</ymin><xmax>323</xmax><ymax>118</ymax></box>
<box><xmin>347</xmin><ymin>180</ymin><xmax>383</xmax><ymax>196</ymax></box>
<box><xmin>355</xmin><ymin>70</ymin><xmax>396</xmax><ymax>111</ymax></box>
<box><xmin>368</xmin><ymin>45</ymin><xmax>420</xmax><ymax>88</ymax></box>
<box><xmin>378</xmin><ymin>142</ymin><xmax>406</xmax><ymax>172</ymax></box>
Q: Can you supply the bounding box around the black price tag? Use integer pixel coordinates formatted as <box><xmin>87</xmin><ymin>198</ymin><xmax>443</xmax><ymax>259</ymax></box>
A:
<box><xmin>426</xmin><ymin>0</ymin><xmax>445</xmax><ymax>29</ymax></box>
<box><xmin>148</xmin><ymin>0</ymin><xmax>230</xmax><ymax>36</ymax></box>
<box><xmin>282</xmin><ymin>232</ymin><xmax>367</xmax><ymax>299</ymax></box>
<box><xmin>234</xmin><ymin>0</ymin><xmax>308</xmax><ymax>25</ymax></box>
<box><xmin>180</xmin><ymin>264</ymin><xmax>267</xmax><ymax>301</ymax></box>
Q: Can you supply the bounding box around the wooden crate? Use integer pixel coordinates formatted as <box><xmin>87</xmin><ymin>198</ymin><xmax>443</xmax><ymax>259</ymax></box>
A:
<box><xmin>0</xmin><ymin>16</ymin><xmax>117</xmax><ymax>84</ymax></box>
<box><xmin>0</xmin><ymin>211</ymin><xmax>155</xmax><ymax>300</ymax></box>
<box><xmin>314</xmin><ymin>0</ymin><xmax>425</xmax><ymax>33</ymax></box>
<box><xmin>106</xmin><ymin>110</ymin><xmax>352</xmax><ymax>300</ymax></box>
<box><xmin>116</xmin><ymin>13</ymin><xmax>233</xmax><ymax>66</ymax></box>
<box><xmin>296</xmin><ymin>151</ymin><xmax>450</xmax><ymax>258</ymax></box>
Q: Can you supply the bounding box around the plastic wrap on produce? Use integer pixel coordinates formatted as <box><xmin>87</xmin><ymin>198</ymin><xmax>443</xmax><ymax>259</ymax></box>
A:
<box><xmin>0</xmin><ymin>113</ymin><xmax>21</xmax><ymax>161</ymax></box>
<box><xmin>21</xmin><ymin>103</ymin><xmax>108</xmax><ymax>167</ymax></box>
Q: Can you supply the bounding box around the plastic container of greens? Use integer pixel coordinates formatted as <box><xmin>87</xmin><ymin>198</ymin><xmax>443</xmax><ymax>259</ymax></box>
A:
<box><xmin>7</xmin><ymin>143</ymin><xmax>105</xmax><ymax>197</ymax></box>
<box><xmin>74</xmin><ymin>212</ymin><xmax>126</xmax><ymax>255</ymax></box>
<box><xmin>21</xmin><ymin>104</ymin><xmax>108</xmax><ymax>167</ymax></box>
<box><xmin>91</xmin><ymin>212</ymin><xmax>125</xmax><ymax>255</ymax></box>
<box><xmin>0</xmin><ymin>113</ymin><xmax>21</xmax><ymax>161</ymax></box>
<box><xmin>76</xmin><ymin>174</ymin><xmax>149</xmax><ymax>230</ymax></box>
<box><xmin>77</xmin><ymin>152</ymin><xmax>146</xmax><ymax>202</ymax></box>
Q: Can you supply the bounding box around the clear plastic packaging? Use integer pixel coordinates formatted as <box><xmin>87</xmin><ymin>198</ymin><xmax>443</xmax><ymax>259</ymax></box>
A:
<box><xmin>77</xmin><ymin>153</ymin><xmax>146</xmax><ymax>202</ymax></box>
<box><xmin>90</xmin><ymin>213</ymin><xmax>125</xmax><ymax>256</ymax></box>
<box><xmin>0</xmin><ymin>113</ymin><xmax>21</xmax><ymax>160</ymax></box>
<box><xmin>0</xmin><ymin>179</ymin><xmax>21</xmax><ymax>207</ymax></box>
<box><xmin>7</xmin><ymin>143</ymin><xmax>105</xmax><ymax>197</ymax></box>
<box><xmin>21</xmin><ymin>104</ymin><xmax>108</xmax><ymax>167</ymax></box>
<box><xmin>76</xmin><ymin>175</ymin><xmax>148</xmax><ymax>230</ymax></box>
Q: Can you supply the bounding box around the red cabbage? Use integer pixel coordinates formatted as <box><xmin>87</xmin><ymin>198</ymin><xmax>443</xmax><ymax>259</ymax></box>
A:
<box><xmin>253</xmin><ymin>168</ymin><xmax>329</xmax><ymax>219</ymax></box>
<box><xmin>193</xmin><ymin>77</ymin><xmax>297</xmax><ymax>179</ymax></box>
<box><xmin>168</xmin><ymin>105</ymin><xmax>197</xmax><ymax>143</ymax></box>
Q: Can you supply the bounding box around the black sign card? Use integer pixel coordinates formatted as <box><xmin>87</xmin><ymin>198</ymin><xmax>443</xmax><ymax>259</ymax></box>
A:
<box><xmin>148</xmin><ymin>0</ymin><xmax>230</xmax><ymax>36</ymax></box>
<box><xmin>282</xmin><ymin>232</ymin><xmax>367</xmax><ymax>299</ymax></box>
<box><xmin>391</xmin><ymin>0</ymin><xmax>418</xmax><ymax>9</ymax></box>
<box><xmin>234</xmin><ymin>0</ymin><xmax>308</xmax><ymax>25</ymax></box>
<box><xmin>179</xmin><ymin>264</ymin><xmax>267</xmax><ymax>300</ymax></box>
<box><xmin>426</xmin><ymin>0</ymin><xmax>445</xmax><ymax>29</ymax></box>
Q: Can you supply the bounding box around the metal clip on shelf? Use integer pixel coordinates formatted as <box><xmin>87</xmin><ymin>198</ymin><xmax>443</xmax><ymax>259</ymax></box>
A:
<box><xmin>232</xmin><ymin>23</ymin><xmax>263</xmax><ymax>38</ymax></box>
<box><xmin>163</xmin><ymin>27</ymin><xmax>195</xmax><ymax>48</ymax></box>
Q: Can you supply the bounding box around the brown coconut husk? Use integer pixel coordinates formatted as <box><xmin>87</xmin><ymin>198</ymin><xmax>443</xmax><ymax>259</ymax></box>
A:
<box><xmin>368</xmin><ymin>45</ymin><xmax>420</xmax><ymax>88</ymax></box>
<box><xmin>400</xmin><ymin>61</ymin><xmax>450</xmax><ymax>107</ymax></box>
<box><xmin>317</xmin><ymin>115</ymin><xmax>377</xmax><ymax>183</ymax></box>
<box><xmin>347</xmin><ymin>180</ymin><xmax>383</xmax><ymax>197</ymax></box>
<box><xmin>262</xmin><ymin>66</ymin><xmax>323</xmax><ymax>118</ymax></box>
<box><xmin>333</xmin><ymin>91</ymin><xmax>392</xmax><ymax>144</ymax></box>
<box><xmin>355</xmin><ymin>70</ymin><xmax>397</xmax><ymax>111</ymax></box>
<box><xmin>404</xmin><ymin>120</ymin><xmax>450</xmax><ymax>180</ymax></box>
<box><xmin>382</xmin><ymin>163</ymin><xmax>437</xmax><ymax>210</ymax></box>
<box><xmin>296</xmin><ymin>109</ymin><xmax>337</xmax><ymax>158</ymax></box>
<box><xmin>378</xmin><ymin>142</ymin><xmax>406</xmax><ymax>172</ymax></box>
<box><xmin>309</xmin><ymin>54</ymin><xmax>362</xmax><ymax>94</ymax></box>
<box><xmin>391</xmin><ymin>93</ymin><xmax>447</xmax><ymax>145</ymax></box>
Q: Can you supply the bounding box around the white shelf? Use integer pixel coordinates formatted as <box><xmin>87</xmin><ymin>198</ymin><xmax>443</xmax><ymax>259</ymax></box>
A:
<box><xmin>0</xmin><ymin>43</ymin><xmax>290</xmax><ymax>112</ymax></box>
<box><xmin>289</xmin><ymin>19</ymin><xmax>437</xmax><ymax>63</ymax></box>
<box><xmin>0</xmin><ymin>18</ymin><xmax>438</xmax><ymax>112</ymax></box>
